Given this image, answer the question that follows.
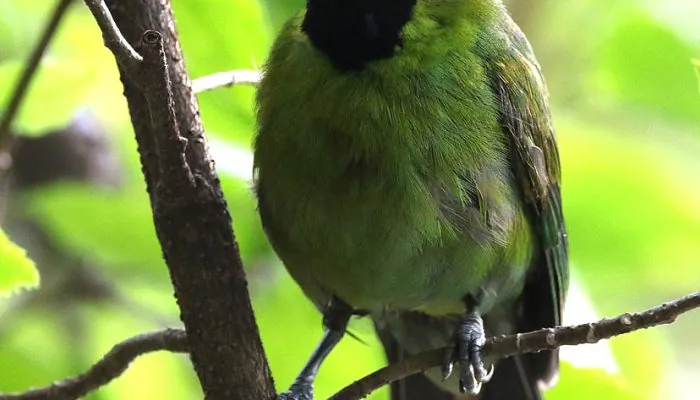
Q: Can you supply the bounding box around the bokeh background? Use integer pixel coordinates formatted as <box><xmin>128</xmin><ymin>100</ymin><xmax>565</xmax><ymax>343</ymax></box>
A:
<box><xmin>1</xmin><ymin>0</ymin><xmax>698</xmax><ymax>399</ymax></box>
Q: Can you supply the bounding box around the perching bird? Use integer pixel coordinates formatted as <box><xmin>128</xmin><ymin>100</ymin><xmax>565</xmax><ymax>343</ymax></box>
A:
<box><xmin>253</xmin><ymin>1</ymin><xmax>568</xmax><ymax>399</ymax></box>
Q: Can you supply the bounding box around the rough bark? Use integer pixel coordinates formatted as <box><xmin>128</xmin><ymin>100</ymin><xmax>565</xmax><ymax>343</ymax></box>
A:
<box><xmin>98</xmin><ymin>1</ymin><xmax>275</xmax><ymax>398</ymax></box>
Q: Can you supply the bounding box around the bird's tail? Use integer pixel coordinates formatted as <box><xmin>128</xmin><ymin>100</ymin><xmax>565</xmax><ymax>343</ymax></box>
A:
<box><xmin>378</xmin><ymin>328</ymin><xmax>456</xmax><ymax>400</ymax></box>
<box><xmin>378</xmin><ymin>329</ymin><xmax>542</xmax><ymax>400</ymax></box>
<box><xmin>479</xmin><ymin>355</ymin><xmax>543</xmax><ymax>400</ymax></box>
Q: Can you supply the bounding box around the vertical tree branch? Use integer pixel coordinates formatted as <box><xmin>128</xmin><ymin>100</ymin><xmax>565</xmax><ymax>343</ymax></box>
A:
<box><xmin>83</xmin><ymin>1</ymin><xmax>276</xmax><ymax>398</ymax></box>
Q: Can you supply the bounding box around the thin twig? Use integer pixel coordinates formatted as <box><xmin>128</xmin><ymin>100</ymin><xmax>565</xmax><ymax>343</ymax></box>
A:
<box><xmin>0</xmin><ymin>329</ymin><xmax>187</xmax><ymax>400</ymax></box>
<box><xmin>329</xmin><ymin>292</ymin><xmax>700</xmax><ymax>400</ymax></box>
<box><xmin>1</xmin><ymin>293</ymin><xmax>697</xmax><ymax>400</ymax></box>
<box><xmin>83</xmin><ymin>0</ymin><xmax>142</xmax><ymax>70</ymax></box>
<box><xmin>0</xmin><ymin>0</ymin><xmax>73</xmax><ymax>158</ymax></box>
<box><xmin>192</xmin><ymin>70</ymin><xmax>262</xmax><ymax>93</ymax></box>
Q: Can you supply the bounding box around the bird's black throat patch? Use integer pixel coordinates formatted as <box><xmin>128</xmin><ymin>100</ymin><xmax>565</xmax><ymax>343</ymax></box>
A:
<box><xmin>302</xmin><ymin>0</ymin><xmax>418</xmax><ymax>70</ymax></box>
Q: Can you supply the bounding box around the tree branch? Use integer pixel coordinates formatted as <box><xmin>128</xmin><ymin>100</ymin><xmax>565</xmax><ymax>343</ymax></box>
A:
<box><xmin>329</xmin><ymin>291</ymin><xmax>700</xmax><ymax>400</ymax></box>
<box><xmin>192</xmin><ymin>70</ymin><xmax>262</xmax><ymax>93</ymax></box>
<box><xmin>0</xmin><ymin>329</ymin><xmax>187</xmax><ymax>400</ymax></box>
<box><xmin>83</xmin><ymin>0</ymin><xmax>142</xmax><ymax>70</ymax></box>
<box><xmin>138</xmin><ymin>30</ymin><xmax>193</xmax><ymax>187</ymax></box>
<box><xmin>78</xmin><ymin>1</ymin><xmax>276</xmax><ymax>399</ymax></box>
<box><xmin>1</xmin><ymin>293</ymin><xmax>696</xmax><ymax>400</ymax></box>
<box><xmin>0</xmin><ymin>0</ymin><xmax>73</xmax><ymax>169</ymax></box>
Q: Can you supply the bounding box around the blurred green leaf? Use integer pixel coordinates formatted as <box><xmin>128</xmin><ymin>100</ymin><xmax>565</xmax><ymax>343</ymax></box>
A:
<box><xmin>0</xmin><ymin>58</ymin><xmax>95</xmax><ymax>135</ymax></box>
<box><xmin>0</xmin><ymin>229</ymin><xmax>39</xmax><ymax>297</ymax></box>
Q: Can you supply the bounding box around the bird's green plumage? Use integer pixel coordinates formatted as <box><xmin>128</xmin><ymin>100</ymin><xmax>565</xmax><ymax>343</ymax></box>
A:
<box><xmin>256</xmin><ymin>0</ymin><xmax>534</xmax><ymax>315</ymax></box>
<box><xmin>254</xmin><ymin>0</ymin><xmax>568</xmax><ymax>397</ymax></box>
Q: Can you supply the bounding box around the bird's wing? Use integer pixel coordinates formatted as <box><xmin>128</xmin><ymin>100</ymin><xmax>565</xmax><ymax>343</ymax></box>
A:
<box><xmin>481</xmin><ymin>16</ymin><xmax>569</xmax><ymax>384</ymax></box>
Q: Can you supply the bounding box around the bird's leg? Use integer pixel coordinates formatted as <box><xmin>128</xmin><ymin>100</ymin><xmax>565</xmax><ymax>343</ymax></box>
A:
<box><xmin>277</xmin><ymin>297</ymin><xmax>353</xmax><ymax>400</ymax></box>
<box><xmin>441</xmin><ymin>296</ymin><xmax>493</xmax><ymax>395</ymax></box>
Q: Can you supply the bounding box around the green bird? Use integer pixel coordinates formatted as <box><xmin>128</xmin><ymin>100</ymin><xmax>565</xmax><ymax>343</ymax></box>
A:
<box><xmin>254</xmin><ymin>0</ymin><xmax>568</xmax><ymax>399</ymax></box>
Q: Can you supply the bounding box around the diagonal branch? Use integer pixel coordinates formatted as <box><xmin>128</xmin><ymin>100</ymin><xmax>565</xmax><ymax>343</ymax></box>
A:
<box><xmin>0</xmin><ymin>329</ymin><xmax>187</xmax><ymax>400</ymax></box>
<box><xmin>329</xmin><ymin>291</ymin><xmax>700</xmax><ymax>400</ymax></box>
<box><xmin>0</xmin><ymin>0</ymin><xmax>73</xmax><ymax>162</ymax></box>
<box><xmin>1</xmin><ymin>293</ymin><xmax>697</xmax><ymax>400</ymax></box>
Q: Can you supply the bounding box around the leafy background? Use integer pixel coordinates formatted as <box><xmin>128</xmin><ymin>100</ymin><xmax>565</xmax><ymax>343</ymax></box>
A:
<box><xmin>0</xmin><ymin>0</ymin><xmax>698</xmax><ymax>399</ymax></box>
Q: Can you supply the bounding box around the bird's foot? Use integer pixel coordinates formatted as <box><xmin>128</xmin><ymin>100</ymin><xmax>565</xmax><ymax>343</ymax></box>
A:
<box><xmin>441</xmin><ymin>312</ymin><xmax>493</xmax><ymax>395</ymax></box>
<box><xmin>277</xmin><ymin>380</ymin><xmax>313</xmax><ymax>400</ymax></box>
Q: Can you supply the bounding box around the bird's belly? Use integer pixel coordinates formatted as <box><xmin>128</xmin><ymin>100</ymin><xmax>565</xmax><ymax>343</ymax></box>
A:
<box><xmin>259</xmin><ymin>177</ymin><xmax>529</xmax><ymax>314</ymax></box>
<box><xmin>290</xmin><ymin>229</ymin><xmax>487</xmax><ymax>313</ymax></box>
<box><xmin>308</xmin><ymin>239</ymin><xmax>490</xmax><ymax>313</ymax></box>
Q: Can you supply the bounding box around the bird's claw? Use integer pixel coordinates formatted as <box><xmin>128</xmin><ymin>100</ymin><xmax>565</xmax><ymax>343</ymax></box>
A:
<box><xmin>277</xmin><ymin>380</ymin><xmax>313</xmax><ymax>400</ymax></box>
<box><xmin>441</xmin><ymin>313</ymin><xmax>492</xmax><ymax>395</ymax></box>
